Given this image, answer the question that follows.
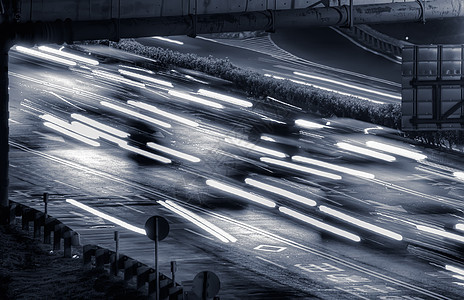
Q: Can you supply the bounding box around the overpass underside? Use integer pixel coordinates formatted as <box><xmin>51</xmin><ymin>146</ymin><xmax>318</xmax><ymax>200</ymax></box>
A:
<box><xmin>0</xmin><ymin>0</ymin><xmax>464</xmax><ymax>220</ymax></box>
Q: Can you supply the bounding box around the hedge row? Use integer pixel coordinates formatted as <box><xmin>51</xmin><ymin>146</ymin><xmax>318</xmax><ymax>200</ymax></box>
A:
<box><xmin>79</xmin><ymin>39</ymin><xmax>463</xmax><ymax>151</ymax></box>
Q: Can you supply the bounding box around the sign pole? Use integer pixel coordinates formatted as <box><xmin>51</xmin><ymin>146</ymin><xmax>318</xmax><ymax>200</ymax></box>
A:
<box><xmin>155</xmin><ymin>217</ymin><xmax>159</xmax><ymax>300</ymax></box>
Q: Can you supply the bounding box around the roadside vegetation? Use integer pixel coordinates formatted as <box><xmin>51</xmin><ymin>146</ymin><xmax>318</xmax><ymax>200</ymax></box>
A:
<box><xmin>80</xmin><ymin>39</ymin><xmax>464</xmax><ymax>151</ymax></box>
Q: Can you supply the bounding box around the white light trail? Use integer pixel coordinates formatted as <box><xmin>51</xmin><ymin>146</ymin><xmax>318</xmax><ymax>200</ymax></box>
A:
<box><xmin>71</xmin><ymin>114</ymin><xmax>130</xmax><ymax>138</ymax></box>
<box><xmin>38</xmin><ymin>46</ymin><xmax>99</xmax><ymax>65</ymax></box>
<box><xmin>454</xmin><ymin>172</ymin><xmax>464</xmax><ymax>181</ymax></box>
<box><xmin>336</xmin><ymin>142</ymin><xmax>396</xmax><ymax>162</ymax></box>
<box><xmin>127</xmin><ymin>101</ymin><xmax>199</xmax><ymax>127</ymax></box>
<box><xmin>118</xmin><ymin>69</ymin><xmax>173</xmax><ymax>87</ymax></box>
<box><xmin>40</xmin><ymin>114</ymin><xmax>100</xmax><ymax>140</ymax></box>
<box><xmin>293</xmin><ymin>71</ymin><xmax>401</xmax><ymax>100</ymax></box>
<box><xmin>446</xmin><ymin>265</ymin><xmax>464</xmax><ymax>276</ymax></box>
<box><xmin>168</xmin><ymin>90</ymin><xmax>224</xmax><ymax>109</ymax></box>
<box><xmin>197</xmin><ymin>89</ymin><xmax>253</xmax><ymax>108</ymax></box>
<box><xmin>147</xmin><ymin>142</ymin><xmax>200</xmax><ymax>163</ymax></box>
<box><xmin>279</xmin><ymin>207</ymin><xmax>361</xmax><ymax>242</ymax></box>
<box><xmin>245</xmin><ymin>178</ymin><xmax>316</xmax><ymax>207</ymax></box>
<box><xmin>92</xmin><ymin>70</ymin><xmax>145</xmax><ymax>88</ymax></box>
<box><xmin>260</xmin><ymin>135</ymin><xmax>276</xmax><ymax>142</ymax></box>
<box><xmin>66</xmin><ymin>199</ymin><xmax>145</xmax><ymax>235</ymax></box>
<box><xmin>152</xmin><ymin>36</ymin><xmax>184</xmax><ymax>45</ymax></box>
<box><xmin>100</xmin><ymin>101</ymin><xmax>171</xmax><ymax>128</ymax></box>
<box><xmin>15</xmin><ymin>46</ymin><xmax>77</xmax><ymax>66</ymax></box>
<box><xmin>158</xmin><ymin>200</ymin><xmax>236</xmax><ymax>243</ymax></box>
<box><xmin>225</xmin><ymin>137</ymin><xmax>287</xmax><ymax>158</ymax></box>
<box><xmin>260</xmin><ymin>157</ymin><xmax>342</xmax><ymax>180</ymax></box>
<box><xmin>119</xmin><ymin>143</ymin><xmax>171</xmax><ymax>164</ymax></box>
<box><xmin>295</xmin><ymin>119</ymin><xmax>325</xmax><ymax>129</ymax></box>
<box><xmin>206</xmin><ymin>179</ymin><xmax>276</xmax><ymax>208</ymax></box>
<box><xmin>44</xmin><ymin>122</ymin><xmax>101</xmax><ymax>147</ymax></box>
<box><xmin>319</xmin><ymin>205</ymin><xmax>403</xmax><ymax>241</ymax></box>
<box><xmin>292</xmin><ymin>156</ymin><xmax>375</xmax><ymax>179</ymax></box>
<box><xmin>264</xmin><ymin>73</ymin><xmax>385</xmax><ymax>104</ymax></box>
<box><xmin>456</xmin><ymin>224</ymin><xmax>464</xmax><ymax>232</ymax></box>
<box><xmin>416</xmin><ymin>225</ymin><xmax>464</xmax><ymax>243</ymax></box>
<box><xmin>366</xmin><ymin>141</ymin><xmax>427</xmax><ymax>161</ymax></box>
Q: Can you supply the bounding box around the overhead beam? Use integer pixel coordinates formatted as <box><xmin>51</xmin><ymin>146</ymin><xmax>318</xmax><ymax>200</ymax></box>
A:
<box><xmin>1</xmin><ymin>0</ymin><xmax>463</xmax><ymax>44</ymax></box>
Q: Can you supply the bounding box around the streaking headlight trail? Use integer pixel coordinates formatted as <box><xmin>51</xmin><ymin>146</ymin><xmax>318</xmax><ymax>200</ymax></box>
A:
<box><xmin>168</xmin><ymin>90</ymin><xmax>223</xmax><ymax>109</ymax></box>
<box><xmin>127</xmin><ymin>101</ymin><xmax>199</xmax><ymax>127</ymax></box>
<box><xmin>366</xmin><ymin>141</ymin><xmax>427</xmax><ymax>161</ymax></box>
<box><xmin>197</xmin><ymin>89</ymin><xmax>253</xmax><ymax>108</ymax></box>
<box><xmin>416</xmin><ymin>225</ymin><xmax>464</xmax><ymax>243</ymax></box>
<box><xmin>225</xmin><ymin>137</ymin><xmax>287</xmax><ymax>158</ymax></box>
<box><xmin>38</xmin><ymin>46</ymin><xmax>99</xmax><ymax>65</ymax></box>
<box><xmin>279</xmin><ymin>207</ymin><xmax>361</xmax><ymax>242</ymax></box>
<box><xmin>292</xmin><ymin>156</ymin><xmax>375</xmax><ymax>179</ymax></box>
<box><xmin>43</xmin><ymin>122</ymin><xmax>100</xmax><ymax>147</ymax></box>
<box><xmin>119</xmin><ymin>144</ymin><xmax>171</xmax><ymax>164</ymax></box>
<box><xmin>66</xmin><ymin>199</ymin><xmax>145</xmax><ymax>235</ymax></box>
<box><xmin>118</xmin><ymin>69</ymin><xmax>173</xmax><ymax>87</ymax></box>
<box><xmin>453</xmin><ymin>172</ymin><xmax>464</xmax><ymax>181</ymax></box>
<box><xmin>245</xmin><ymin>178</ymin><xmax>316</xmax><ymax>207</ymax></box>
<box><xmin>147</xmin><ymin>142</ymin><xmax>200</xmax><ymax>163</ymax></box>
<box><xmin>100</xmin><ymin>101</ymin><xmax>171</xmax><ymax>128</ymax></box>
<box><xmin>206</xmin><ymin>179</ymin><xmax>276</xmax><ymax>208</ymax></box>
<box><xmin>295</xmin><ymin>119</ymin><xmax>325</xmax><ymax>129</ymax></box>
<box><xmin>336</xmin><ymin>142</ymin><xmax>396</xmax><ymax>162</ymax></box>
<box><xmin>158</xmin><ymin>200</ymin><xmax>236</xmax><ymax>243</ymax></box>
<box><xmin>71</xmin><ymin>114</ymin><xmax>130</xmax><ymax>138</ymax></box>
<box><xmin>260</xmin><ymin>157</ymin><xmax>342</xmax><ymax>180</ymax></box>
<box><xmin>319</xmin><ymin>206</ymin><xmax>403</xmax><ymax>241</ymax></box>
<box><xmin>15</xmin><ymin>46</ymin><xmax>77</xmax><ymax>66</ymax></box>
<box><xmin>152</xmin><ymin>36</ymin><xmax>184</xmax><ymax>45</ymax></box>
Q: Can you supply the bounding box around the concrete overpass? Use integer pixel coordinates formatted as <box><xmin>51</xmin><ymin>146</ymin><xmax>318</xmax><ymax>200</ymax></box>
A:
<box><xmin>1</xmin><ymin>0</ymin><xmax>464</xmax><ymax>222</ymax></box>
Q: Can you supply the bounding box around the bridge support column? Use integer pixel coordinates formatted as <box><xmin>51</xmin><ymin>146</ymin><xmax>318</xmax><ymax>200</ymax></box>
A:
<box><xmin>0</xmin><ymin>39</ymin><xmax>10</xmax><ymax>225</ymax></box>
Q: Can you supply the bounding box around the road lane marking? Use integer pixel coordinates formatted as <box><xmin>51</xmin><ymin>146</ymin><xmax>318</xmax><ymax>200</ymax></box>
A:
<box><xmin>254</xmin><ymin>245</ymin><xmax>287</xmax><ymax>252</ymax></box>
<box><xmin>255</xmin><ymin>256</ymin><xmax>287</xmax><ymax>269</ymax></box>
<box><xmin>53</xmin><ymin>179</ymin><xmax>80</xmax><ymax>190</ymax></box>
<box><xmin>116</xmin><ymin>202</ymin><xmax>145</xmax><ymax>214</ymax></box>
<box><xmin>295</xmin><ymin>263</ymin><xmax>344</xmax><ymax>273</ymax></box>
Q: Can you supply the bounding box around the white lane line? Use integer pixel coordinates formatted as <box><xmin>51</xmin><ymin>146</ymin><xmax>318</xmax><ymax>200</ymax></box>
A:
<box><xmin>255</xmin><ymin>256</ymin><xmax>288</xmax><ymax>269</ymax></box>
<box><xmin>116</xmin><ymin>202</ymin><xmax>145</xmax><ymax>214</ymax></box>
<box><xmin>53</xmin><ymin>179</ymin><xmax>80</xmax><ymax>190</ymax></box>
<box><xmin>184</xmin><ymin>228</ymin><xmax>215</xmax><ymax>241</ymax></box>
<box><xmin>334</xmin><ymin>287</ymin><xmax>371</xmax><ymax>300</ymax></box>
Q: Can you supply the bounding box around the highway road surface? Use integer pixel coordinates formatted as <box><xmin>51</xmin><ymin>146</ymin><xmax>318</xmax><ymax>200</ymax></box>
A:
<box><xmin>6</xmin><ymin>39</ymin><xmax>464</xmax><ymax>299</ymax></box>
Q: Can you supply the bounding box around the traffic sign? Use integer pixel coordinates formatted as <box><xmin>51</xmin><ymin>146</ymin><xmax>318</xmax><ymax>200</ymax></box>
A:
<box><xmin>144</xmin><ymin>215</ymin><xmax>169</xmax><ymax>241</ymax></box>
<box><xmin>192</xmin><ymin>271</ymin><xmax>220</xmax><ymax>300</ymax></box>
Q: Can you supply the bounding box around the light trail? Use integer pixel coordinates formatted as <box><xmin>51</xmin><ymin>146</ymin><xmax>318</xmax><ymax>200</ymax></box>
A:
<box><xmin>100</xmin><ymin>101</ymin><xmax>171</xmax><ymax>128</ymax></box>
<box><xmin>456</xmin><ymin>224</ymin><xmax>464</xmax><ymax>232</ymax></box>
<box><xmin>127</xmin><ymin>100</ymin><xmax>199</xmax><ymax>127</ymax></box>
<box><xmin>15</xmin><ymin>46</ymin><xmax>77</xmax><ymax>66</ymax></box>
<box><xmin>454</xmin><ymin>172</ymin><xmax>464</xmax><ymax>180</ymax></box>
<box><xmin>293</xmin><ymin>71</ymin><xmax>401</xmax><ymax>100</ymax></box>
<box><xmin>224</xmin><ymin>136</ymin><xmax>287</xmax><ymax>158</ymax></box>
<box><xmin>168</xmin><ymin>90</ymin><xmax>224</xmax><ymax>109</ymax></box>
<box><xmin>197</xmin><ymin>89</ymin><xmax>253</xmax><ymax>108</ymax></box>
<box><xmin>366</xmin><ymin>141</ymin><xmax>427</xmax><ymax>161</ymax></box>
<box><xmin>92</xmin><ymin>70</ymin><xmax>145</xmax><ymax>88</ymax></box>
<box><xmin>319</xmin><ymin>206</ymin><xmax>403</xmax><ymax>241</ymax></box>
<box><xmin>66</xmin><ymin>199</ymin><xmax>145</xmax><ymax>234</ymax></box>
<box><xmin>260</xmin><ymin>135</ymin><xmax>276</xmax><ymax>142</ymax></box>
<box><xmin>206</xmin><ymin>179</ymin><xmax>276</xmax><ymax>208</ymax></box>
<box><xmin>279</xmin><ymin>207</ymin><xmax>361</xmax><ymax>242</ymax></box>
<box><xmin>260</xmin><ymin>157</ymin><xmax>342</xmax><ymax>180</ymax></box>
<box><xmin>152</xmin><ymin>36</ymin><xmax>184</xmax><ymax>45</ymax></box>
<box><xmin>416</xmin><ymin>225</ymin><xmax>464</xmax><ymax>243</ymax></box>
<box><xmin>244</xmin><ymin>178</ymin><xmax>317</xmax><ymax>207</ymax></box>
<box><xmin>295</xmin><ymin>119</ymin><xmax>325</xmax><ymax>129</ymax></box>
<box><xmin>71</xmin><ymin>114</ymin><xmax>130</xmax><ymax>138</ymax></box>
<box><xmin>264</xmin><ymin>73</ymin><xmax>385</xmax><ymax>104</ymax></box>
<box><xmin>446</xmin><ymin>265</ymin><xmax>464</xmax><ymax>276</ymax></box>
<box><xmin>147</xmin><ymin>142</ymin><xmax>201</xmax><ymax>163</ymax></box>
<box><xmin>119</xmin><ymin>144</ymin><xmax>171</xmax><ymax>164</ymax></box>
<box><xmin>336</xmin><ymin>142</ymin><xmax>396</xmax><ymax>162</ymax></box>
<box><xmin>38</xmin><ymin>46</ymin><xmax>99</xmax><ymax>65</ymax></box>
<box><xmin>292</xmin><ymin>155</ymin><xmax>375</xmax><ymax>179</ymax></box>
<box><xmin>40</xmin><ymin>114</ymin><xmax>100</xmax><ymax>140</ymax></box>
<box><xmin>118</xmin><ymin>69</ymin><xmax>173</xmax><ymax>87</ymax></box>
<box><xmin>158</xmin><ymin>200</ymin><xmax>236</xmax><ymax>243</ymax></box>
<box><xmin>43</xmin><ymin>122</ymin><xmax>100</xmax><ymax>147</ymax></box>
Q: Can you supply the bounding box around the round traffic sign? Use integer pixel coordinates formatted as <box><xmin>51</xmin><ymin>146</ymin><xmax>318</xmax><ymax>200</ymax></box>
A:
<box><xmin>192</xmin><ymin>271</ymin><xmax>220</xmax><ymax>299</ymax></box>
<box><xmin>144</xmin><ymin>216</ymin><xmax>170</xmax><ymax>241</ymax></box>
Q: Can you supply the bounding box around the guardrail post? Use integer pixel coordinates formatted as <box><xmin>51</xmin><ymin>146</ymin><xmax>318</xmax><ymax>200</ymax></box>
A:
<box><xmin>33</xmin><ymin>211</ymin><xmax>43</xmax><ymax>238</ymax></box>
<box><xmin>83</xmin><ymin>244</ymin><xmax>98</xmax><ymax>268</ymax></box>
<box><xmin>95</xmin><ymin>248</ymin><xmax>110</xmax><ymax>269</ymax></box>
<box><xmin>63</xmin><ymin>230</ymin><xmax>79</xmax><ymax>258</ymax></box>
<box><xmin>8</xmin><ymin>202</ymin><xmax>16</xmax><ymax>225</ymax></box>
<box><xmin>53</xmin><ymin>222</ymin><xmax>65</xmax><ymax>250</ymax></box>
